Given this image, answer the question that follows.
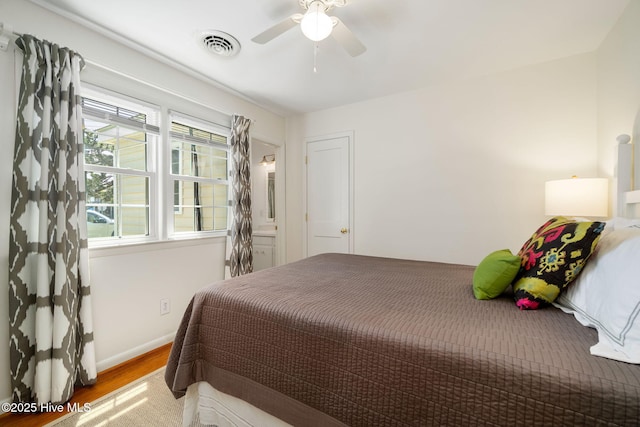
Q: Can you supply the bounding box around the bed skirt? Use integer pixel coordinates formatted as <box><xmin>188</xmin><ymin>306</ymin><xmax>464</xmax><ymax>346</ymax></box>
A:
<box><xmin>183</xmin><ymin>381</ymin><xmax>291</xmax><ymax>427</ymax></box>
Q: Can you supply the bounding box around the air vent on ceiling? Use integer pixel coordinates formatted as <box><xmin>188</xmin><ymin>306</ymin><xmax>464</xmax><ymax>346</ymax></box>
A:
<box><xmin>200</xmin><ymin>30</ymin><xmax>240</xmax><ymax>57</ymax></box>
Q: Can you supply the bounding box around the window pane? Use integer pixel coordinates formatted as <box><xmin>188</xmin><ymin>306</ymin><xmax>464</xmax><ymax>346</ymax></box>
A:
<box><xmin>84</xmin><ymin>124</ymin><xmax>115</xmax><ymax>168</ymax></box>
<box><xmin>211</xmin><ymin>153</ymin><xmax>228</xmax><ymax>180</ymax></box>
<box><xmin>174</xmin><ymin>207</ymin><xmax>196</xmax><ymax>233</ymax></box>
<box><xmin>171</xmin><ymin>122</ymin><xmax>227</xmax><ymax>145</ymax></box>
<box><xmin>120</xmin><ymin>174</ymin><xmax>148</xmax><ymax>206</ymax></box>
<box><xmin>173</xmin><ymin>180</ymin><xmax>206</xmax><ymax>232</ymax></box>
<box><xmin>86</xmin><ymin>209</ymin><xmax>115</xmax><ymax>238</ymax></box>
<box><xmin>213</xmin><ymin>207</ymin><xmax>228</xmax><ymax>231</ymax></box>
<box><xmin>85</xmin><ymin>172</ymin><xmax>149</xmax><ymax>239</ymax></box>
<box><xmin>213</xmin><ymin>183</ymin><xmax>228</xmax><ymax>208</ymax></box>
<box><xmin>121</xmin><ymin>206</ymin><xmax>149</xmax><ymax>237</ymax></box>
<box><xmin>197</xmin><ymin>183</ymin><xmax>215</xmax><ymax>231</ymax></box>
<box><xmin>86</xmin><ymin>172</ymin><xmax>115</xmax><ymax>214</ymax></box>
<box><xmin>213</xmin><ymin>184</ymin><xmax>228</xmax><ymax>231</ymax></box>
<box><xmin>83</xmin><ymin>97</ymin><xmax>148</xmax><ymax>124</ymax></box>
<box><xmin>118</xmin><ymin>135</ymin><xmax>147</xmax><ymax>170</ymax></box>
<box><xmin>83</xmin><ymin>122</ymin><xmax>148</xmax><ymax>171</ymax></box>
<box><xmin>171</xmin><ymin>141</ymin><xmax>227</xmax><ymax>180</ymax></box>
<box><xmin>173</xmin><ymin>179</ymin><xmax>227</xmax><ymax>232</ymax></box>
<box><xmin>118</xmin><ymin>174</ymin><xmax>150</xmax><ymax>237</ymax></box>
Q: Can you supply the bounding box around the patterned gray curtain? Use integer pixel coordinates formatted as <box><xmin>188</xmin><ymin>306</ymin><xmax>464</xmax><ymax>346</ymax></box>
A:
<box><xmin>8</xmin><ymin>35</ymin><xmax>97</xmax><ymax>405</ymax></box>
<box><xmin>225</xmin><ymin>115</ymin><xmax>253</xmax><ymax>277</ymax></box>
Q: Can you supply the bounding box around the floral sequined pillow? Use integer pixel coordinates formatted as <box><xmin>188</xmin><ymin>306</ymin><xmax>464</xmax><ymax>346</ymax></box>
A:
<box><xmin>512</xmin><ymin>216</ymin><xmax>605</xmax><ymax>310</ymax></box>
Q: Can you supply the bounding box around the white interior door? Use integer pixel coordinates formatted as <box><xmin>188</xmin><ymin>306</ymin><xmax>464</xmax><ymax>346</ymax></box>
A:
<box><xmin>306</xmin><ymin>134</ymin><xmax>352</xmax><ymax>256</ymax></box>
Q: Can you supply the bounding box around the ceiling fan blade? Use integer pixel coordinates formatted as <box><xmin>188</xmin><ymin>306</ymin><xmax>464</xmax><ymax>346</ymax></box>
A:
<box><xmin>251</xmin><ymin>15</ymin><xmax>301</xmax><ymax>44</ymax></box>
<box><xmin>331</xmin><ymin>17</ymin><xmax>366</xmax><ymax>57</ymax></box>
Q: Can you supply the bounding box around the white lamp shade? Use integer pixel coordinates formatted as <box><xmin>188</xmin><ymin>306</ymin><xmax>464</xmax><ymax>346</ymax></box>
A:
<box><xmin>545</xmin><ymin>177</ymin><xmax>608</xmax><ymax>217</ymax></box>
<box><xmin>301</xmin><ymin>2</ymin><xmax>333</xmax><ymax>41</ymax></box>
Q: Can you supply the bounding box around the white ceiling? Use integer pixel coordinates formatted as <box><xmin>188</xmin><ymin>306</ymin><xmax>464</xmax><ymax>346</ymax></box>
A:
<box><xmin>33</xmin><ymin>0</ymin><xmax>629</xmax><ymax>116</ymax></box>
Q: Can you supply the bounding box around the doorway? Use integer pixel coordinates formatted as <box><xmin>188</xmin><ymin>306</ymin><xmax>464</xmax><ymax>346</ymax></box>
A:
<box><xmin>252</xmin><ymin>139</ymin><xmax>285</xmax><ymax>268</ymax></box>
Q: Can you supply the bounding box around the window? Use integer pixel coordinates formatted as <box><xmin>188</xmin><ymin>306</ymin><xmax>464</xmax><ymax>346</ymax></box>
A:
<box><xmin>81</xmin><ymin>87</ymin><xmax>231</xmax><ymax>245</ymax></box>
<box><xmin>82</xmin><ymin>90</ymin><xmax>159</xmax><ymax>242</ymax></box>
<box><xmin>169</xmin><ymin>117</ymin><xmax>230</xmax><ymax>234</ymax></box>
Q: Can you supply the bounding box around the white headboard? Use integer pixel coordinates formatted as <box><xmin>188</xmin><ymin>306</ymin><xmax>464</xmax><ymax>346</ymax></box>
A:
<box><xmin>616</xmin><ymin>134</ymin><xmax>640</xmax><ymax>218</ymax></box>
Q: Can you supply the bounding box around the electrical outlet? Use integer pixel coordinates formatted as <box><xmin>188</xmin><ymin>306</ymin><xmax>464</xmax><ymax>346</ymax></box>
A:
<box><xmin>160</xmin><ymin>299</ymin><xmax>170</xmax><ymax>315</ymax></box>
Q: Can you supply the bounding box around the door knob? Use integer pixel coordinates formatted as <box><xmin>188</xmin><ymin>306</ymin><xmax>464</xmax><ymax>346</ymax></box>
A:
<box><xmin>340</xmin><ymin>228</ymin><xmax>348</xmax><ymax>234</ymax></box>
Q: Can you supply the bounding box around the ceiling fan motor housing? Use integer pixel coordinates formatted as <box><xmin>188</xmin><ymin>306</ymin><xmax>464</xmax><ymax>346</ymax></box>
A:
<box><xmin>299</xmin><ymin>0</ymin><xmax>347</xmax><ymax>12</ymax></box>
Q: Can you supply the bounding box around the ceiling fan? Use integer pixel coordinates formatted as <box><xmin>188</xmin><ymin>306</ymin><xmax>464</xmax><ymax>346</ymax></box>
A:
<box><xmin>251</xmin><ymin>0</ymin><xmax>366</xmax><ymax>57</ymax></box>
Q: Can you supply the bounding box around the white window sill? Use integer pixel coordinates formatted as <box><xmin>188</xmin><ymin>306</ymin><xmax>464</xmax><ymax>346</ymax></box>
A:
<box><xmin>88</xmin><ymin>233</ymin><xmax>227</xmax><ymax>258</ymax></box>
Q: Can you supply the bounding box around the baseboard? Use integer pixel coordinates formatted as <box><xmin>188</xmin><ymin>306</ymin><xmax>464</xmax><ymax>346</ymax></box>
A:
<box><xmin>96</xmin><ymin>333</ymin><xmax>175</xmax><ymax>373</ymax></box>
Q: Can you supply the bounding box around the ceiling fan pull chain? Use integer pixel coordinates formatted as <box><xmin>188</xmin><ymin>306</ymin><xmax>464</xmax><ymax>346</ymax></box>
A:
<box><xmin>313</xmin><ymin>42</ymin><xmax>319</xmax><ymax>73</ymax></box>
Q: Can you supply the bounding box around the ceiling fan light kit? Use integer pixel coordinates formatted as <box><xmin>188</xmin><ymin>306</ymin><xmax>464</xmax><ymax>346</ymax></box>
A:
<box><xmin>300</xmin><ymin>1</ymin><xmax>334</xmax><ymax>42</ymax></box>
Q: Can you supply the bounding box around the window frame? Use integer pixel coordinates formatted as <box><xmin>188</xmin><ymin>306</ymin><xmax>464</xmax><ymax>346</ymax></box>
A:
<box><xmin>166</xmin><ymin>111</ymin><xmax>231</xmax><ymax>239</ymax></box>
<box><xmin>81</xmin><ymin>85</ymin><xmax>232</xmax><ymax>248</ymax></box>
<box><xmin>82</xmin><ymin>86</ymin><xmax>160</xmax><ymax>247</ymax></box>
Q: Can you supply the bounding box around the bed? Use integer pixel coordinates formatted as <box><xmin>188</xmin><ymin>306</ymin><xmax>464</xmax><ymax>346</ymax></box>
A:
<box><xmin>165</xmin><ymin>136</ymin><xmax>640</xmax><ymax>426</ymax></box>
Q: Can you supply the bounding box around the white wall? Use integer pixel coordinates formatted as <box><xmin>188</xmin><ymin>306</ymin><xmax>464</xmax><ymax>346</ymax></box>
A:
<box><xmin>597</xmin><ymin>0</ymin><xmax>640</xmax><ymax>198</ymax></box>
<box><xmin>0</xmin><ymin>0</ymin><xmax>285</xmax><ymax>404</ymax></box>
<box><xmin>286</xmin><ymin>53</ymin><xmax>600</xmax><ymax>265</ymax></box>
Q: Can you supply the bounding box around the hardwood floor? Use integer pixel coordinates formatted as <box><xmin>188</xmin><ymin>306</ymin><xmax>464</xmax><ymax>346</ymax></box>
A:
<box><xmin>0</xmin><ymin>342</ymin><xmax>173</xmax><ymax>427</ymax></box>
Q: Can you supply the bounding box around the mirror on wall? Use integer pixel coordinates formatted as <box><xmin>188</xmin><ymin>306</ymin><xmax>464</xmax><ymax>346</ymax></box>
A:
<box><xmin>252</xmin><ymin>141</ymin><xmax>277</xmax><ymax>229</ymax></box>
<box><xmin>258</xmin><ymin>153</ymin><xmax>276</xmax><ymax>222</ymax></box>
<box><xmin>267</xmin><ymin>170</ymin><xmax>275</xmax><ymax>221</ymax></box>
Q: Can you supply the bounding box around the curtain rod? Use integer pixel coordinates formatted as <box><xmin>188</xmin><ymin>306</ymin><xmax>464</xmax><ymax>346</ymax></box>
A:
<box><xmin>0</xmin><ymin>21</ymin><xmax>257</xmax><ymax>125</ymax></box>
<box><xmin>0</xmin><ymin>22</ymin><xmax>21</xmax><ymax>51</ymax></box>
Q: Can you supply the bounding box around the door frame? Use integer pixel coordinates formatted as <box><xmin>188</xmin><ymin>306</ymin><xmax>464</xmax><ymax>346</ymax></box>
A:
<box><xmin>303</xmin><ymin>130</ymin><xmax>355</xmax><ymax>258</ymax></box>
<box><xmin>251</xmin><ymin>135</ymin><xmax>286</xmax><ymax>267</ymax></box>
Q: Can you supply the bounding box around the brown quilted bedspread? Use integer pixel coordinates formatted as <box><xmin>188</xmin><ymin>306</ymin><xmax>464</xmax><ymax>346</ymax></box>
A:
<box><xmin>165</xmin><ymin>253</ymin><xmax>640</xmax><ymax>426</ymax></box>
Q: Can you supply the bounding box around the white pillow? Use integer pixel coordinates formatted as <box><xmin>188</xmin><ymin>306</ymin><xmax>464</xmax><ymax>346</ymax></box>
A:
<box><xmin>553</xmin><ymin>227</ymin><xmax>640</xmax><ymax>363</ymax></box>
<box><xmin>606</xmin><ymin>216</ymin><xmax>640</xmax><ymax>230</ymax></box>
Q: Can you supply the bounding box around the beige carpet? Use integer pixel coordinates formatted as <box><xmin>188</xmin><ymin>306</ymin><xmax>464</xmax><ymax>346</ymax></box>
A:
<box><xmin>46</xmin><ymin>368</ymin><xmax>185</xmax><ymax>426</ymax></box>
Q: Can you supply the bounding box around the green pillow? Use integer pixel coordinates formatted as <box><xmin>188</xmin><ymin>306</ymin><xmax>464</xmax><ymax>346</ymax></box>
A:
<box><xmin>473</xmin><ymin>249</ymin><xmax>521</xmax><ymax>300</ymax></box>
